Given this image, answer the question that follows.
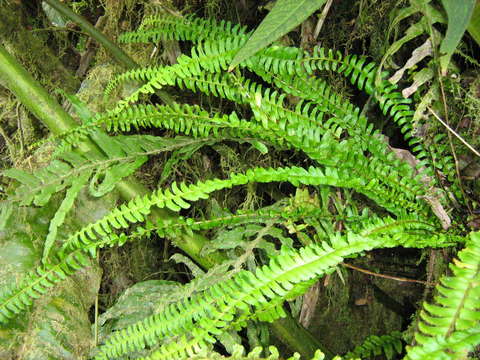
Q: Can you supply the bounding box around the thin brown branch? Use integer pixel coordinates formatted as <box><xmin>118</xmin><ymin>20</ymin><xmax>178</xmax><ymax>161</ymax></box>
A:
<box><xmin>342</xmin><ymin>262</ymin><xmax>435</xmax><ymax>286</ymax></box>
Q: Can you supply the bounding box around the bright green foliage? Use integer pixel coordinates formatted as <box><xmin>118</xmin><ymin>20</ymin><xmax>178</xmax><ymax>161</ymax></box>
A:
<box><xmin>440</xmin><ymin>0</ymin><xmax>476</xmax><ymax>73</ymax></box>
<box><xmin>468</xmin><ymin>1</ymin><xmax>480</xmax><ymax>46</ymax></box>
<box><xmin>405</xmin><ymin>231</ymin><xmax>480</xmax><ymax>360</ymax></box>
<box><xmin>42</xmin><ymin>170</ymin><xmax>91</xmax><ymax>262</ymax></box>
<box><xmin>229</xmin><ymin>0</ymin><xmax>327</xmax><ymax>70</ymax></box>
<box><xmin>171</xmin><ymin>345</ymin><xmax>326</xmax><ymax>360</ymax></box>
<box><xmin>119</xmin><ymin>14</ymin><xmax>248</xmax><ymax>44</ymax></box>
<box><xmin>343</xmin><ymin>331</ymin><xmax>403</xmax><ymax>360</ymax></box>
<box><xmin>3</xmin><ymin>134</ymin><xmax>194</xmax><ymax>206</ymax></box>
<box><xmin>404</xmin><ymin>327</ymin><xmax>480</xmax><ymax>360</ymax></box>
<box><xmin>93</xmin><ymin>218</ymin><xmax>414</xmax><ymax>360</ymax></box>
<box><xmin>0</xmin><ymin>9</ymin><xmax>477</xmax><ymax>360</ymax></box>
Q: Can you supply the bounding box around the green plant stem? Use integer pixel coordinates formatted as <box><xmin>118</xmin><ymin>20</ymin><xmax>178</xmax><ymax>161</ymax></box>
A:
<box><xmin>272</xmin><ymin>314</ymin><xmax>335</xmax><ymax>359</ymax></box>
<box><xmin>43</xmin><ymin>0</ymin><xmax>174</xmax><ymax>106</ymax></box>
<box><xmin>0</xmin><ymin>46</ymin><xmax>77</xmax><ymax>136</ymax></box>
<box><xmin>0</xmin><ymin>44</ymin><xmax>327</xmax><ymax>359</ymax></box>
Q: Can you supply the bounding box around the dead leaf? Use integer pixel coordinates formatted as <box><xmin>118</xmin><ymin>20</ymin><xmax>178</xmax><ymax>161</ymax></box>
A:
<box><xmin>299</xmin><ymin>282</ymin><xmax>320</xmax><ymax>328</ymax></box>
<box><xmin>389</xmin><ymin>39</ymin><xmax>433</xmax><ymax>84</ymax></box>
<box><xmin>383</xmin><ymin>135</ymin><xmax>451</xmax><ymax>229</ymax></box>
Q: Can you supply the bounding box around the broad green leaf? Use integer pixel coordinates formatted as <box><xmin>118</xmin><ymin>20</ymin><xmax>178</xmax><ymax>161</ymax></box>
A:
<box><xmin>0</xmin><ymin>190</ymin><xmax>117</xmax><ymax>359</ymax></box>
<box><xmin>229</xmin><ymin>0</ymin><xmax>327</xmax><ymax>71</ymax></box>
<box><xmin>440</xmin><ymin>0</ymin><xmax>476</xmax><ymax>73</ymax></box>
<box><xmin>98</xmin><ymin>280</ymin><xmax>181</xmax><ymax>334</ymax></box>
<box><xmin>62</xmin><ymin>92</ymin><xmax>94</xmax><ymax>123</ymax></box>
<box><xmin>42</xmin><ymin>170</ymin><xmax>91</xmax><ymax>263</ymax></box>
<box><xmin>467</xmin><ymin>1</ymin><xmax>480</xmax><ymax>46</ymax></box>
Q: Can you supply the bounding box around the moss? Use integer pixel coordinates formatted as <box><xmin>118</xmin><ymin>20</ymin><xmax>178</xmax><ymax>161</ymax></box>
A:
<box><xmin>0</xmin><ymin>2</ymin><xmax>79</xmax><ymax>93</ymax></box>
<box><xmin>306</xmin><ymin>248</ymin><xmax>424</xmax><ymax>355</ymax></box>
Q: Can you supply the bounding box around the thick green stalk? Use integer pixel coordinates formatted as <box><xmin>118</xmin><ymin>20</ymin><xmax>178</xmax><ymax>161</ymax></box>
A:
<box><xmin>43</xmin><ymin>0</ymin><xmax>173</xmax><ymax>106</ymax></box>
<box><xmin>272</xmin><ymin>314</ymin><xmax>335</xmax><ymax>359</ymax></box>
<box><xmin>0</xmin><ymin>46</ymin><xmax>77</xmax><ymax>135</ymax></box>
<box><xmin>0</xmin><ymin>44</ymin><xmax>327</xmax><ymax>358</ymax></box>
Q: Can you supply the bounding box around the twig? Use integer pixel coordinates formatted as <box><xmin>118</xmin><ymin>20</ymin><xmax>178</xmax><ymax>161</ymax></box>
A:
<box><xmin>314</xmin><ymin>0</ymin><xmax>334</xmax><ymax>39</ymax></box>
<box><xmin>342</xmin><ymin>262</ymin><xmax>435</xmax><ymax>286</ymax></box>
<box><xmin>424</xmin><ymin>10</ymin><xmax>474</xmax><ymax>215</ymax></box>
<box><xmin>427</xmin><ymin>106</ymin><xmax>480</xmax><ymax>158</ymax></box>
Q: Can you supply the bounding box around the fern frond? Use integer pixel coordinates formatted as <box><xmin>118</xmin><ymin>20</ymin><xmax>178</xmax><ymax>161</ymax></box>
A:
<box><xmin>265</xmin><ymin>73</ymin><xmax>417</xmax><ymax>179</ymax></box>
<box><xmin>104</xmin><ymin>36</ymin><xmax>246</xmax><ymax>100</ymax></box>
<box><xmin>405</xmin><ymin>231</ymin><xmax>480</xmax><ymax>359</ymax></box>
<box><xmin>405</xmin><ymin>327</ymin><xmax>480</xmax><ymax>360</ymax></box>
<box><xmin>119</xmin><ymin>14</ymin><xmax>249</xmax><ymax>44</ymax></box>
<box><xmin>58</xmin><ymin>165</ymin><xmax>372</xmax><ymax>255</ymax></box>
<box><xmin>56</xmin><ymin>103</ymin><xmax>282</xmax><ymax>153</ymax></box>
<box><xmin>95</xmin><ymin>219</ymin><xmax>408</xmax><ymax>360</ymax></box>
<box><xmin>42</xmin><ymin>170</ymin><xmax>91</xmax><ymax>263</ymax></box>
<box><xmin>5</xmin><ymin>135</ymin><xmax>212</xmax><ymax>204</ymax></box>
<box><xmin>344</xmin><ymin>331</ymin><xmax>403</xmax><ymax>360</ymax></box>
<box><xmin>299</xmin><ymin>47</ymin><xmax>454</xmax><ymax>180</ymax></box>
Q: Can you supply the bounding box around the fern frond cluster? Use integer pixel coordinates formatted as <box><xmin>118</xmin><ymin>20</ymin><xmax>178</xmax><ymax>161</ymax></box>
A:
<box><xmin>94</xmin><ymin>219</ymin><xmax>412</xmax><ymax>360</ymax></box>
<box><xmin>0</xmin><ymin>8</ymin><xmax>476</xmax><ymax>360</ymax></box>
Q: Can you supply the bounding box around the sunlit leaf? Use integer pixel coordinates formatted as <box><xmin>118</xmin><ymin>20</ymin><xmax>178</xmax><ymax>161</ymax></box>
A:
<box><xmin>229</xmin><ymin>0</ymin><xmax>327</xmax><ymax>70</ymax></box>
<box><xmin>440</xmin><ymin>0</ymin><xmax>476</xmax><ymax>74</ymax></box>
<box><xmin>467</xmin><ymin>1</ymin><xmax>480</xmax><ymax>46</ymax></box>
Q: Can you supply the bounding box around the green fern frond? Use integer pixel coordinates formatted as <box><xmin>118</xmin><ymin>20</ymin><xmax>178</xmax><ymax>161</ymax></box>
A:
<box><xmin>154</xmin><ymin>202</ymin><xmax>330</xmax><ymax>239</ymax></box>
<box><xmin>405</xmin><ymin>231</ymin><xmax>480</xmax><ymax>359</ymax></box>
<box><xmin>344</xmin><ymin>331</ymin><xmax>403</xmax><ymax>360</ymax></box>
<box><xmin>188</xmin><ymin>344</ymin><xmax>325</xmax><ymax>360</ymax></box>
<box><xmin>119</xmin><ymin>14</ymin><xmax>249</xmax><ymax>44</ymax></box>
<box><xmin>94</xmin><ymin>219</ymin><xmax>408</xmax><ymax>360</ymax></box>
<box><xmin>42</xmin><ymin>170</ymin><xmax>91</xmax><ymax>263</ymax></box>
<box><xmin>104</xmin><ymin>36</ymin><xmax>247</xmax><ymax>100</ymax></box>
<box><xmin>58</xmin><ymin>165</ymin><xmax>371</xmax><ymax>255</ymax></box>
<box><xmin>405</xmin><ymin>327</ymin><xmax>480</xmax><ymax>360</ymax></box>
<box><xmin>56</xmin><ymin>103</ymin><xmax>282</xmax><ymax>153</ymax></box>
<box><xmin>265</xmin><ymin>73</ymin><xmax>417</xmax><ymax>178</ymax></box>
<box><xmin>298</xmin><ymin>47</ymin><xmax>454</xmax><ymax>180</ymax></box>
<box><xmin>5</xmin><ymin>135</ymin><xmax>209</xmax><ymax>204</ymax></box>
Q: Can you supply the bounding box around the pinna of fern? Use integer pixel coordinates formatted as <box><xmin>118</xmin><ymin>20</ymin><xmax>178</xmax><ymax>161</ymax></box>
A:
<box><xmin>405</xmin><ymin>231</ymin><xmax>480</xmax><ymax>360</ymax></box>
